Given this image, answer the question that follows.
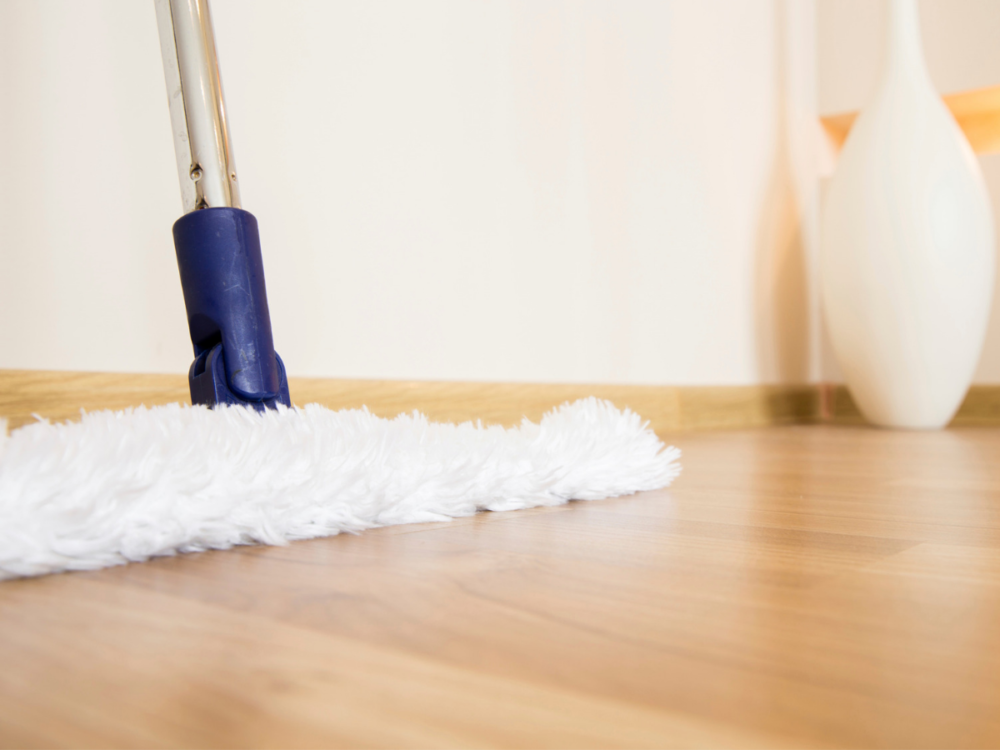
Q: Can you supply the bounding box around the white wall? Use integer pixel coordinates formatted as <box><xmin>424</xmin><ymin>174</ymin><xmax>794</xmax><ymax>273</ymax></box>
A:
<box><xmin>818</xmin><ymin>0</ymin><xmax>1000</xmax><ymax>383</ymax></box>
<box><xmin>0</xmin><ymin>0</ymin><xmax>818</xmax><ymax>385</ymax></box>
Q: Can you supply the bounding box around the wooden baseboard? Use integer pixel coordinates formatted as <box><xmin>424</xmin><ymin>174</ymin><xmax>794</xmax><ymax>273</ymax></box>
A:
<box><xmin>290</xmin><ymin>379</ymin><xmax>822</xmax><ymax>435</ymax></box>
<box><xmin>0</xmin><ymin>370</ymin><xmax>820</xmax><ymax>435</ymax></box>
<box><xmin>825</xmin><ymin>384</ymin><xmax>1000</xmax><ymax>427</ymax></box>
<box><xmin>0</xmin><ymin>371</ymin><xmax>191</xmax><ymax>432</ymax></box>
<box><xmin>2</xmin><ymin>370</ymin><xmax>997</xmax><ymax>434</ymax></box>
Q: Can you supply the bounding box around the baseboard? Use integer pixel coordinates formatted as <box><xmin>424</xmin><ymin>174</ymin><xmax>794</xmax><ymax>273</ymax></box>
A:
<box><xmin>825</xmin><ymin>384</ymin><xmax>1000</xmax><ymax>427</ymax></box>
<box><xmin>0</xmin><ymin>371</ymin><xmax>192</xmax><ymax>432</ymax></box>
<box><xmin>0</xmin><ymin>370</ymin><xmax>820</xmax><ymax>435</ymax></box>
<box><xmin>289</xmin><ymin>379</ymin><xmax>822</xmax><ymax>435</ymax></box>
<box><xmin>2</xmin><ymin>370</ymin><xmax>996</xmax><ymax>434</ymax></box>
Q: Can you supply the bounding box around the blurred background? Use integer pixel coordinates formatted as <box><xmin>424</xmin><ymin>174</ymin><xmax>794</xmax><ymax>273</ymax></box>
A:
<box><xmin>1</xmin><ymin>0</ymin><xmax>999</xmax><ymax>386</ymax></box>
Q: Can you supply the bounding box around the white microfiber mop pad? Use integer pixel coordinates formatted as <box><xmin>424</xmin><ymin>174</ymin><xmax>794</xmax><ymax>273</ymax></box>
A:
<box><xmin>0</xmin><ymin>398</ymin><xmax>680</xmax><ymax>579</ymax></box>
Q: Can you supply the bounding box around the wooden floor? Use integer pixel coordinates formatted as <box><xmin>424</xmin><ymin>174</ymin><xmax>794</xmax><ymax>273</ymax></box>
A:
<box><xmin>3</xmin><ymin>425</ymin><xmax>1000</xmax><ymax>748</ymax></box>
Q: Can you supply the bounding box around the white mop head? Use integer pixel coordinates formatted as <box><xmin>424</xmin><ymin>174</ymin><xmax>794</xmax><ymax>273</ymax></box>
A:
<box><xmin>0</xmin><ymin>398</ymin><xmax>680</xmax><ymax>579</ymax></box>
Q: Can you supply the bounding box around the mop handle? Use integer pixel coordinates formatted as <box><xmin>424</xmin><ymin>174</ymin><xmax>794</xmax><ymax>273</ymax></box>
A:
<box><xmin>154</xmin><ymin>0</ymin><xmax>240</xmax><ymax>213</ymax></box>
<box><xmin>153</xmin><ymin>0</ymin><xmax>291</xmax><ymax>410</ymax></box>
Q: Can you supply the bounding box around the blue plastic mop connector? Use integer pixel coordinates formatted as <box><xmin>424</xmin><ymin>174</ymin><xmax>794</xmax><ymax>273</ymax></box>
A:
<box><xmin>172</xmin><ymin>207</ymin><xmax>291</xmax><ymax>411</ymax></box>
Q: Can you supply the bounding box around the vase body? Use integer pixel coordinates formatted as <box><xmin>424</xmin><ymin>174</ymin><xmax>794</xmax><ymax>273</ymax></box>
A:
<box><xmin>821</xmin><ymin>0</ymin><xmax>995</xmax><ymax>428</ymax></box>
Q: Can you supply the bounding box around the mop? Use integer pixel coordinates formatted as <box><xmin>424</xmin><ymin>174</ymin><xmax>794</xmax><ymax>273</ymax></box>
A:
<box><xmin>0</xmin><ymin>0</ymin><xmax>680</xmax><ymax>580</ymax></box>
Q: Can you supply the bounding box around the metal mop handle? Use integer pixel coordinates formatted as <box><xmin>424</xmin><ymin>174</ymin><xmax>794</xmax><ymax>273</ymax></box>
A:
<box><xmin>154</xmin><ymin>0</ymin><xmax>290</xmax><ymax>410</ymax></box>
<box><xmin>154</xmin><ymin>0</ymin><xmax>240</xmax><ymax>212</ymax></box>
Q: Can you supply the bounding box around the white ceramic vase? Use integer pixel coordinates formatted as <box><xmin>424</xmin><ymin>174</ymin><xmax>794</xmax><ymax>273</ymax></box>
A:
<box><xmin>821</xmin><ymin>0</ymin><xmax>995</xmax><ymax>429</ymax></box>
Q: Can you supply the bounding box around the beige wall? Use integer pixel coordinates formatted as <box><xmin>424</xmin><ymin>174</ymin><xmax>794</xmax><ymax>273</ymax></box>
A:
<box><xmin>818</xmin><ymin>0</ymin><xmax>1000</xmax><ymax>383</ymax></box>
<box><xmin>0</xmin><ymin>0</ymin><xmax>818</xmax><ymax>385</ymax></box>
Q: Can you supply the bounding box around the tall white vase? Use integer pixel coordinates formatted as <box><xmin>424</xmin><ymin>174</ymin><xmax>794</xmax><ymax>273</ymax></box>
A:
<box><xmin>821</xmin><ymin>0</ymin><xmax>995</xmax><ymax>429</ymax></box>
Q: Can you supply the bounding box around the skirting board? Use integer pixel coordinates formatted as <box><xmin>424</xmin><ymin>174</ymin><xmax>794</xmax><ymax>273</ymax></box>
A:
<box><xmin>823</xmin><ymin>384</ymin><xmax>1000</xmax><ymax>427</ymax></box>
<box><xmin>0</xmin><ymin>370</ymin><xmax>818</xmax><ymax>435</ymax></box>
<box><xmin>1</xmin><ymin>370</ymin><xmax>997</xmax><ymax>434</ymax></box>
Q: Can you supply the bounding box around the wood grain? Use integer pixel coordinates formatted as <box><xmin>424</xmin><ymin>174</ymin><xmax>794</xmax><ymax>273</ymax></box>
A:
<box><xmin>821</xmin><ymin>82</ymin><xmax>1000</xmax><ymax>154</ymax></box>
<box><xmin>0</xmin><ymin>369</ymin><xmax>820</xmax><ymax>434</ymax></box>
<box><xmin>3</xmin><ymin>424</ymin><xmax>1000</xmax><ymax>747</ymax></box>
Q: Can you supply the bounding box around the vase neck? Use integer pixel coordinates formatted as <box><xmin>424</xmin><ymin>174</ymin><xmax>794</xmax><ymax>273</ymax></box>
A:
<box><xmin>884</xmin><ymin>0</ymin><xmax>931</xmax><ymax>84</ymax></box>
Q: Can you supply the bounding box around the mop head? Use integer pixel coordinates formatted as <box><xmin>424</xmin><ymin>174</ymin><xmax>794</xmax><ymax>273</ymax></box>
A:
<box><xmin>0</xmin><ymin>398</ymin><xmax>680</xmax><ymax>580</ymax></box>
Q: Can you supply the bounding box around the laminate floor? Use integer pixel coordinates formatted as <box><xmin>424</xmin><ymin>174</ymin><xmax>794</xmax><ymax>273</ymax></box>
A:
<box><xmin>2</xmin><ymin>425</ymin><xmax>1000</xmax><ymax>748</ymax></box>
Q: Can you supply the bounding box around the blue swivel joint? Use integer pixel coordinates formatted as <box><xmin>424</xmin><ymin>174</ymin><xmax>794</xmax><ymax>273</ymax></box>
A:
<box><xmin>173</xmin><ymin>207</ymin><xmax>291</xmax><ymax>411</ymax></box>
